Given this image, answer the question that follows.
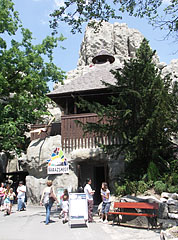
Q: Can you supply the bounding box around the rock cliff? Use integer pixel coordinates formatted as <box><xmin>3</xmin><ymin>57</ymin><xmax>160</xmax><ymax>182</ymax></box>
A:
<box><xmin>54</xmin><ymin>21</ymin><xmax>178</xmax><ymax>91</ymax></box>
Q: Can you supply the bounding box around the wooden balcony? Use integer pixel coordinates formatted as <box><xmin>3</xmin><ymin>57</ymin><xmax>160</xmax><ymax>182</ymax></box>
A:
<box><xmin>30</xmin><ymin>113</ymin><xmax>116</xmax><ymax>153</ymax></box>
<box><xmin>61</xmin><ymin>113</ymin><xmax>111</xmax><ymax>153</ymax></box>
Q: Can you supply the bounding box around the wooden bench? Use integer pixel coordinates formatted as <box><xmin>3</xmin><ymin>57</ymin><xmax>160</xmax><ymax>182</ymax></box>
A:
<box><xmin>108</xmin><ymin>202</ymin><xmax>159</xmax><ymax>229</ymax></box>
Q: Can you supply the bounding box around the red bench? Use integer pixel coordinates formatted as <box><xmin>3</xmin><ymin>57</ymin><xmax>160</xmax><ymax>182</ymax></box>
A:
<box><xmin>108</xmin><ymin>202</ymin><xmax>159</xmax><ymax>229</ymax></box>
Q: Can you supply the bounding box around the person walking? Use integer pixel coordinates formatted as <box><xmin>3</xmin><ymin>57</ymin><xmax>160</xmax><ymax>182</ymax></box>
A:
<box><xmin>84</xmin><ymin>178</ymin><xmax>95</xmax><ymax>223</ymax></box>
<box><xmin>0</xmin><ymin>182</ymin><xmax>5</xmax><ymax>211</ymax></box>
<box><xmin>9</xmin><ymin>188</ymin><xmax>16</xmax><ymax>214</ymax></box>
<box><xmin>60</xmin><ymin>189</ymin><xmax>69</xmax><ymax>201</ymax></box>
<box><xmin>17</xmin><ymin>181</ymin><xmax>26</xmax><ymax>211</ymax></box>
<box><xmin>59</xmin><ymin>189</ymin><xmax>69</xmax><ymax>219</ymax></box>
<box><xmin>40</xmin><ymin>180</ymin><xmax>57</xmax><ymax>225</ymax></box>
<box><xmin>100</xmin><ymin>182</ymin><xmax>111</xmax><ymax>223</ymax></box>
<box><xmin>3</xmin><ymin>189</ymin><xmax>11</xmax><ymax>215</ymax></box>
<box><xmin>61</xmin><ymin>194</ymin><xmax>69</xmax><ymax>224</ymax></box>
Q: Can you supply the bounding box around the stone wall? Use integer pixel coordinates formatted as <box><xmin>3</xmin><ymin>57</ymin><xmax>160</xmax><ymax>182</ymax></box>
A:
<box><xmin>159</xmin><ymin>192</ymin><xmax>178</xmax><ymax>228</ymax></box>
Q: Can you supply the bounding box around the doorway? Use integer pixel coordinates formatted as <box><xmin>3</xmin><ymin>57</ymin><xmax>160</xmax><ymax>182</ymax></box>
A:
<box><xmin>93</xmin><ymin>166</ymin><xmax>106</xmax><ymax>204</ymax></box>
<box><xmin>77</xmin><ymin>161</ymin><xmax>108</xmax><ymax>204</ymax></box>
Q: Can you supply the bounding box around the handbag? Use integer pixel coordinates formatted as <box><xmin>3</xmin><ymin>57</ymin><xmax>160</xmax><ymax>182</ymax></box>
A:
<box><xmin>49</xmin><ymin>187</ymin><xmax>57</xmax><ymax>202</ymax></box>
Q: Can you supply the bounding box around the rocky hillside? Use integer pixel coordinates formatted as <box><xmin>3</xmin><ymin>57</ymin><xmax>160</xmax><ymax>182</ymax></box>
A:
<box><xmin>54</xmin><ymin>21</ymin><xmax>178</xmax><ymax>91</ymax></box>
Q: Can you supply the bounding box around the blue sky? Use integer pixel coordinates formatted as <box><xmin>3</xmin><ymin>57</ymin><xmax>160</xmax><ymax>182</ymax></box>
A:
<box><xmin>11</xmin><ymin>0</ymin><xmax>178</xmax><ymax>88</ymax></box>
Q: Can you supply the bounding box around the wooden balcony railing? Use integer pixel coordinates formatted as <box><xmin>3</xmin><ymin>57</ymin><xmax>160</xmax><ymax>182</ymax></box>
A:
<box><xmin>30</xmin><ymin>122</ymin><xmax>61</xmax><ymax>141</ymax></box>
<box><xmin>30</xmin><ymin>113</ymin><xmax>117</xmax><ymax>153</ymax></box>
<box><xmin>61</xmin><ymin>113</ymin><xmax>114</xmax><ymax>153</ymax></box>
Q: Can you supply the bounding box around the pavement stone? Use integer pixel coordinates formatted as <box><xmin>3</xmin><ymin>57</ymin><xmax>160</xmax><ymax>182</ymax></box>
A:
<box><xmin>0</xmin><ymin>204</ymin><xmax>161</xmax><ymax>240</ymax></box>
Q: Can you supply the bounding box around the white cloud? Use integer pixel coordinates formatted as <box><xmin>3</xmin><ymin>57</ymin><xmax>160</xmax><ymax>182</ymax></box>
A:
<box><xmin>40</xmin><ymin>19</ymin><xmax>49</xmax><ymax>25</ymax></box>
<box><xmin>54</xmin><ymin>0</ymin><xmax>65</xmax><ymax>8</ymax></box>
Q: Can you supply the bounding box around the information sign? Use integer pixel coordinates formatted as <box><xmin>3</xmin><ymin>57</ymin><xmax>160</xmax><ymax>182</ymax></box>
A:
<box><xmin>69</xmin><ymin>193</ymin><xmax>88</xmax><ymax>227</ymax></box>
<box><xmin>47</xmin><ymin>147</ymin><xmax>69</xmax><ymax>174</ymax></box>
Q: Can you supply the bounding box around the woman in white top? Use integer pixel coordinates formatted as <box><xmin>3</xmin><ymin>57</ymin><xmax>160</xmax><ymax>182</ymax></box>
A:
<box><xmin>40</xmin><ymin>180</ymin><xmax>57</xmax><ymax>225</ymax></box>
<box><xmin>100</xmin><ymin>182</ymin><xmax>111</xmax><ymax>223</ymax></box>
<box><xmin>84</xmin><ymin>178</ymin><xmax>95</xmax><ymax>222</ymax></box>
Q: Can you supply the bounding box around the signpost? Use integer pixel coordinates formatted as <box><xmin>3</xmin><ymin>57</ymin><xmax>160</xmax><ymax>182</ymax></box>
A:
<box><xmin>68</xmin><ymin>193</ymin><xmax>88</xmax><ymax>227</ymax></box>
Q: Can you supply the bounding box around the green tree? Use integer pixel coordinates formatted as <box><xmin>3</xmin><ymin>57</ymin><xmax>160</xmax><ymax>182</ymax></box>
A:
<box><xmin>77</xmin><ymin>39</ymin><xmax>178</xmax><ymax>179</ymax></box>
<box><xmin>50</xmin><ymin>0</ymin><xmax>178</xmax><ymax>39</ymax></box>
<box><xmin>0</xmin><ymin>0</ymin><xmax>66</xmax><ymax>156</ymax></box>
<box><xmin>0</xmin><ymin>0</ymin><xmax>19</xmax><ymax>35</ymax></box>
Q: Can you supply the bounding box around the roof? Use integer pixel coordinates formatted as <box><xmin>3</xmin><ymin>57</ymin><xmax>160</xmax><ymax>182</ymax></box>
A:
<box><xmin>47</xmin><ymin>63</ymin><xmax>118</xmax><ymax>97</ymax></box>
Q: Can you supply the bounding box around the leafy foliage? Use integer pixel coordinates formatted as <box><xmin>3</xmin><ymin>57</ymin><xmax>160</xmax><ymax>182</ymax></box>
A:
<box><xmin>115</xmin><ymin>179</ymin><xmax>148</xmax><ymax>196</ymax></box>
<box><xmin>50</xmin><ymin>0</ymin><xmax>178</xmax><ymax>39</ymax></box>
<box><xmin>0</xmin><ymin>0</ymin><xmax>19</xmax><ymax>34</ymax></box>
<box><xmin>77</xmin><ymin>38</ymin><xmax>178</xmax><ymax>179</ymax></box>
<box><xmin>147</xmin><ymin>161</ymin><xmax>160</xmax><ymax>182</ymax></box>
<box><xmin>154</xmin><ymin>180</ymin><xmax>166</xmax><ymax>194</ymax></box>
<box><xmin>0</xmin><ymin>0</ymin><xmax>66</xmax><ymax>156</ymax></box>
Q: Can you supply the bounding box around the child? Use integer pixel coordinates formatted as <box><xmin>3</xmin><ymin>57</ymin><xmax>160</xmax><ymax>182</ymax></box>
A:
<box><xmin>61</xmin><ymin>195</ymin><xmax>69</xmax><ymax>224</ymax></box>
<box><xmin>9</xmin><ymin>188</ymin><xmax>16</xmax><ymax>214</ymax></box>
<box><xmin>0</xmin><ymin>182</ymin><xmax>5</xmax><ymax>211</ymax></box>
<box><xmin>3</xmin><ymin>189</ymin><xmax>10</xmax><ymax>215</ymax></box>
<box><xmin>100</xmin><ymin>182</ymin><xmax>111</xmax><ymax>223</ymax></box>
<box><xmin>59</xmin><ymin>189</ymin><xmax>69</xmax><ymax>218</ymax></box>
<box><xmin>60</xmin><ymin>189</ymin><xmax>69</xmax><ymax>201</ymax></box>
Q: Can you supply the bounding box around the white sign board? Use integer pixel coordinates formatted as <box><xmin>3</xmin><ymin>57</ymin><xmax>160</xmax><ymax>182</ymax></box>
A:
<box><xmin>47</xmin><ymin>147</ymin><xmax>69</xmax><ymax>174</ymax></box>
<box><xmin>69</xmin><ymin>193</ymin><xmax>88</xmax><ymax>226</ymax></box>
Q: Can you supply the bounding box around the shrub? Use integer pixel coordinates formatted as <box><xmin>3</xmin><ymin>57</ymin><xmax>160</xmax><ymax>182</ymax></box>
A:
<box><xmin>114</xmin><ymin>180</ymin><xmax>138</xmax><ymax>196</ymax></box>
<box><xmin>171</xmin><ymin>173</ymin><xmax>178</xmax><ymax>185</ymax></box>
<box><xmin>137</xmin><ymin>181</ymin><xmax>148</xmax><ymax>194</ymax></box>
<box><xmin>114</xmin><ymin>183</ymin><xmax>126</xmax><ymax>196</ymax></box>
<box><xmin>147</xmin><ymin>161</ymin><xmax>159</xmax><ymax>182</ymax></box>
<box><xmin>147</xmin><ymin>180</ymin><xmax>154</xmax><ymax>188</ymax></box>
<box><xmin>167</xmin><ymin>185</ymin><xmax>178</xmax><ymax>193</ymax></box>
<box><xmin>115</xmin><ymin>180</ymin><xmax>150</xmax><ymax>196</ymax></box>
<box><xmin>154</xmin><ymin>181</ymin><xmax>166</xmax><ymax>194</ymax></box>
<box><xmin>125</xmin><ymin>181</ymin><xmax>138</xmax><ymax>196</ymax></box>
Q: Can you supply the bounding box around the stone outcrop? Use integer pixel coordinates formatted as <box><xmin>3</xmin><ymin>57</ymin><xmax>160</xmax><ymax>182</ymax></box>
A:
<box><xmin>77</xmin><ymin>21</ymin><xmax>145</xmax><ymax>67</ymax></box>
<box><xmin>24</xmin><ymin>135</ymin><xmax>62</xmax><ymax>178</ymax></box>
<box><xmin>26</xmin><ymin>174</ymin><xmax>78</xmax><ymax>205</ymax></box>
<box><xmin>54</xmin><ymin>21</ymin><xmax>146</xmax><ymax>89</ymax></box>
<box><xmin>54</xmin><ymin>21</ymin><xmax>178</xmax><ymax>94</ymax></box>
<box><xmin>21</xmin><ymin>135</ymin><xmax>78</xmax><ymax>203</ymax></box>
<box><xmin>160</xmin><ymin>192</ymin><xmax>178</xmax><ymax>221</ymax></box>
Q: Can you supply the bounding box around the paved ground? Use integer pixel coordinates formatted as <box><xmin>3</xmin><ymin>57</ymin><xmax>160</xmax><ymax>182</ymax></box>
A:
<box><xmin>0</xmin><ymin>204</ymin><xmax>161</xmax><ymax>240</ymax></box>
